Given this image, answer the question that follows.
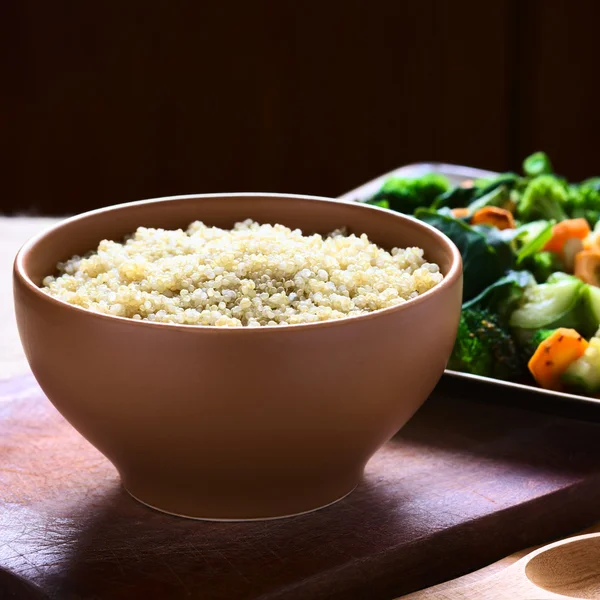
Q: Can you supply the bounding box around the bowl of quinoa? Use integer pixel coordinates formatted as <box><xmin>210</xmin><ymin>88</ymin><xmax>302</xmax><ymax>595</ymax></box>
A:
<box><xmin>41</xmin><ymin>219</ymin><xmax>444</xmax><ymax>327</ymax></box>
<box><xmin>14</xmin><ymin>193</ymin><xmax>462</xmax><ymax>520</ymax></box>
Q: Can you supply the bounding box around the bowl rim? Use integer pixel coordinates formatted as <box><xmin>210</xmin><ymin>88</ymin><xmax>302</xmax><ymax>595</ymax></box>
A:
<box><xmin>14</xmin><ymin>192</ymin><xmax>463</xmax><ymax>333</ymax></box>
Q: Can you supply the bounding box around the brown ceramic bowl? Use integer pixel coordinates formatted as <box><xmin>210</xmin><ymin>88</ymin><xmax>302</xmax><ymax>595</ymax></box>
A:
<box><xmin>13</xmin><ymin>193</ymin><xmax>462</xmax><ymax>520</ymax></box>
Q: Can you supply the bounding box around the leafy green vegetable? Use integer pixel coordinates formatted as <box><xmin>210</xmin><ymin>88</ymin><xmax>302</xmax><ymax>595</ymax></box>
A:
<box><xmin>448</xmin><ymin>308</ymin><xmax>525</xmax><ymax>380</ymax></box>
<box><xmin>473</xmin><ymin>173</ymin><xmax>520</xmax><ymax>198</ymax></box>
<box><xmin>523</xmin><ymin>151</ymin><xmax>553</xmax><ymax>177</ymax></box>
<box><xmin>366</xmin><ymin>173</ymin><xmax>450</xmax><ymax>213</ymax></box>
<box><xmin>471</xmin><ymin>224</ymin><xmax>518</xmax><ymax>272</ymax></box>
<box><xmin>517</xmin><ymin>175</ymin><xmax>569</xmax><ymax>222</ymax></box>
<box><xmin>466</xmin><ymin>185</ymin><xmax>511</xmax><ymax>215</ymax></box>
<box><xmin>431</xmin><ymin>173</ymin><xmax>519</xmax><ymax>212</ymax></box>
<box><xmin>462</xmin><ymin>270</ymin><xmax>534</xmax><ymax>322</ymax></box>
<box><xmin>416</xmin><ymin>208</ymin><xmax>514</xmax><ymax>301</ymax></box>
<box><xmin>431</xmin><ymin>185</ymin><xmax>477</xmax><ymax>210</ymax></box>
<box><xmin>512</xmin><ymin>220</ymin><xmax>554</xmax><ymax>263</ymax></box>
<box><xmin>359</xmin><ymin>156</ymin><xmax>600</xmax><ymax>395</ymax></box>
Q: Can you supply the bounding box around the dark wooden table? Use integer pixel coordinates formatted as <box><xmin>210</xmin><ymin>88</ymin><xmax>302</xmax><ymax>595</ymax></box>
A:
<box><xmin>2</xmin><ymin>372</ymin><xmax>600</xmax><ymax>600</ymax></box>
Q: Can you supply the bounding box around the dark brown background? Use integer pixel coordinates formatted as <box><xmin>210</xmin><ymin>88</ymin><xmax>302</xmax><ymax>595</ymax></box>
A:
<box><xmin>2</xmin><ymin>0</ymin><xmax>599</xmax><ymax>216</ymax></box>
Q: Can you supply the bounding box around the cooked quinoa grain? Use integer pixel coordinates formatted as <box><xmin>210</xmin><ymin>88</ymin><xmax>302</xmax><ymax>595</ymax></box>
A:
<box><xmin>41</xmin><ymin>220</ymin><xmax>443</xmax><ymax>327</ymax></box>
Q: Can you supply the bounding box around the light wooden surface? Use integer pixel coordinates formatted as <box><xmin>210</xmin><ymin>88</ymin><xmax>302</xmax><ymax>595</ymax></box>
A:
<box><xmin>2</xmin><ymin>217</ymin><xmax>599</xmax><ymax>599</ymax></box>
<box><xmin>401</xmin><ymin>533</ymin><xmax>600</xmax><ymax>599</ymax></box>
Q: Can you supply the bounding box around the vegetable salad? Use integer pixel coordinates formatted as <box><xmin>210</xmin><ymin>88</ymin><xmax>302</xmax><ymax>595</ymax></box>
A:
<box><xmin>365</xmin><ymin>152</ymin><xmax>600</xmax><ymax>397</ymax></box>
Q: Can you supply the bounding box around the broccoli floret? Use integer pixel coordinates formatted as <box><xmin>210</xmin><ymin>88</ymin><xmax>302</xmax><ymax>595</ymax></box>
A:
<box><xmin>581</xmin><ymin>177</ymin><xmax>600</xmax><ymax>192</ymax></box>
<box><xmin>417</xmin><ymin>173</ymin><xmax>452</xmax><ymax>204</ymax></box>
<box><xmin>523</xmin><ymin>151</ymin><xmax>554</xmax><ymax>177</ymax></box>
<box><xmin>565</xmin><ymin>183</ymin><xmax>600</xmax><ymax>227</ymax></box>
<box><xmin>516</xmin><ymin>175</ymin><xmax>569</xmax><ymax>222</ymax></box>
<box><xmin>523</xmin><ymin>251</ymin><xmax>565</xmax><ymax>283</ymax></box>
<box><xmin>448</xmin><ymin>309</ymin><xmax>525</xmax><ymax>380</ymax></box>
<box><xmin>367</xmin><ymin>173</ymin><xmax>450</xmax><ymax>213</ymax></box>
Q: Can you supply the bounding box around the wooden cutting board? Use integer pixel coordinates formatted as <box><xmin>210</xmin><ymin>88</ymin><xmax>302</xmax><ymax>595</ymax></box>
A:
<box><xmin>1</xmin><ymin>373</ymin><xmax>600</xmax><ymax>600</ymax></box>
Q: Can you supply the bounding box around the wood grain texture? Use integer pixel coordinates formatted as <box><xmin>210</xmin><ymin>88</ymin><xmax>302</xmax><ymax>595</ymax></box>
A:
<box><xmin>402</xmin><ymin>533</ymin><xmax>600</xmax><ymax>599</ymax></box>
<box><xmin>1</xmin><ymin>373</ymin><xmax>600</xmax><ymax>600</ymax></box>
<box><xmin>398</xmin><ymin>520</ymin><xmax>600</xmax><ymax>598</ymax></box>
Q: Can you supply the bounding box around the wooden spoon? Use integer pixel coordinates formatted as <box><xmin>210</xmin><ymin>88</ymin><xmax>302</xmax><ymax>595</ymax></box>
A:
<box><xmin>401</xmin><ymin>532</ymin><xmax>600</xmax><ymax>599</ymax></box>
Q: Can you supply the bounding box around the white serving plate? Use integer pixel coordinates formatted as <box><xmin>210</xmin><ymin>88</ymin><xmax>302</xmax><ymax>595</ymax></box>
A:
<box><xmin>340</xmin><ymin>162</ymin><xmax>600</xmax><ymax>408</ymax></box>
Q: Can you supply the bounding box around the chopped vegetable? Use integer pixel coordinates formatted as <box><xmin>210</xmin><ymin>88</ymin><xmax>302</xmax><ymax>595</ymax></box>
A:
<box><xmin>462</xmin><ymin>270</ymin><xmax>534</xmax><ymax>322</ymax></box>
<box><xmin>517</xmin><ymin>175</ymin><xmax>569</xmax><ymax>223</ymax></box>
<box><xmin>451</xmin><ymin>207</ymin><xmax>470</xmax><ymax>219</ymax></box>
<box><xmin>582</xmin><ymin>177</ymin><xmax>600</xmax><ymax>192</ymax></box>
<box><xmin>471</xmin><ymin>173</ymin><xmax>520</xmax><ymax>200</ymax></box>
<box><xmin>366</xmin><ymin>173</ymin><xmax>450</xmax><ymax>214</ymax></box>
<box><xmin>448</xmin><ymin>308</ymin><xmax>524</xmax><ymax>381</ymax></box>
<box><xmin>562</xmin><ymin>332</ymin><xmax>600</xmax><ymax>393</ymax></box>
<box><xmin>582</xmin><ymin>220</ymin><xmax>600</xmax><ymax>251</ymax></box>
<box><xmin>561</xmin><ymin>238</ymin><xmax>585</xmax><ymax>273</ymax></box>
<box><xmin>467</xmin><ymin>185</ymin><xmax>511</xmax><ymax>215</ymax></box>
<box><xmin>509</xmin><ymin>275</ymin><xmax>584</xmax><ymax>331</ymax></box>
<box><xmin>520</xmin><ymin>328</ymin><xmax>558</xmax><ymax>361</ymax></box>
<box><xmin>578</xmin><ymin>285</ymin><xmax>600</xmax><ymax>338</ymax></box>
<box><xmin>523</xmin><ymin>151</ymin><xmax>554</xmax><ymax>178</ymax></box>
<box><xmin>546</xmin><ymin>272</ymin><xmax>577</xmax><ymax>283</ymax></box>
<box><xmin>431</xmin><ymin>185</ymin><xmax>477</xmax><ymax>210</ymax></box>
<box><xmin>503</xmin><ymin>198</ymin><xmax>517</xmax><ymax>214</ymax></box>
<box><xmin>470</xmin><ymin>225</ymin><xmax>517</xmax><ymax>278</ymax></box>
<box><xmin>564</xmin><ymin>183</ymin><xmax>600</xmax><ymax>227</ymax></box>
<box><xmin>471</xmin><ymin>206</ymin><xmax>516</xmax><ymax>230</ymax></box>
<box><xmin>431</xmin><ymin>173</ymin><xmax>518</xmax><ymax>211</ymax></box>
<box><xmin>574</xmin><ymin>250</ymin><xmax>600</xmax><ymax>286</ymax></box>
<box><xmin>360</xmin><ymin>152</ymin><xmax>600</xmax><ymax>398</ymax></box>
<box><xmin>367</xmin><ymin>198</ymin><xmax>389</xmax><ymax>209</ymax></box>
<box><xmin>543</xmin><ymin>218</ymin><xmax>590</xmax><ymax>253</ymax></box>
<box><xmin>513</xmin><ymin>220</ymin><xmax>555</xmax><ymax>265</ymax></box>
<box><xmin>581</xmin><ymin>177</ymin><xmax>600</xmax><ymax>192</ymax></box>
<box><xmin>415</xmin><ymin>208</ymin><xmax>514</xmax><ymax>301</ymax></box>
<box><xmin>524</xmin><ymin>251</ymin><xmax>565</xmax><ymax>283</ymax></box>
<box><xmin>528</xmin><ymin>328</ymin><xmax>588</xmax><ymax>390</ymax></box>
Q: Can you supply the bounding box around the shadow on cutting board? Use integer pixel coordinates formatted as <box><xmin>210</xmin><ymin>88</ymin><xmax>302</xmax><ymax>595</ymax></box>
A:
<box><xmin>0</xmin><ymin>567</ymin><xmax>48</xmax><ymax>600</ymax></box>
<box><xmin>34</xmin><ymin>476</ymin><xmax>428</xmax><ymax>600</ymax></box>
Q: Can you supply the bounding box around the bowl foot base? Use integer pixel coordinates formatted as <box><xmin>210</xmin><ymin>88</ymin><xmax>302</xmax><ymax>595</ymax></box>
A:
<box><xmin>121</xmin><ymin>465</ymin><xmax>364</xmax><ymax>521</ymax></box>
<box><xmin>124</xmin><ymin>484</ymin><xmax>357</xmax><ymax>522</ymax></box>
<box><xmin>121</xmin><ymin>470</ymin><xmax>362</xmax><ymax>521</ymax></box>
